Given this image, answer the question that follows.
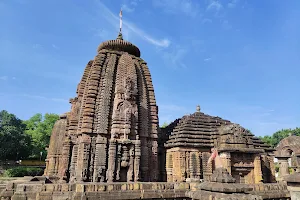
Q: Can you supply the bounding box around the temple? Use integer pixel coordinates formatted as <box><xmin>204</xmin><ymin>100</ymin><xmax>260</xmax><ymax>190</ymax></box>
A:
<box><xmin>44</xmin><ymin>33</ymin><xmax>276</xmax><ymax>185</ymax></box>
<box><xmin>2</xmin><ymin>12</ymin><xmax>297</xmax><ymax>200</ymax></box>
<box><xmin>44</xmin><ymin>32</ymin><xmax>159</xmax><ymax>183</ymax></box>
<box><xmin>161</xmin><ymin>106</ymin><xmax>276</xmax><ymax>184</ymax></box>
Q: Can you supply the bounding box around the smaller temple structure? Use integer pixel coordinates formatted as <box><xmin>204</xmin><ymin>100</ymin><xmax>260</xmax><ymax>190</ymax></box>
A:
<box><xmin>161</xmin><ymin>106</ymin><xmax>276</xmax><ymax>184</ymax></box>
<box><xmin>275</xmin><ymin>135</ymin><xmax>300</xmax><ymax>179</ymax></box>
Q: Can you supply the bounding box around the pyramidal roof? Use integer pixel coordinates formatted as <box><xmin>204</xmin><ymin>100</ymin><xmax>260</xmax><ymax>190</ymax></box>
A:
<box><xmin>165</xmin><ymin>110</ymin><xmax>230</xmax><ymax>148</ymax></box>
<box><xmin>164</xmin><ymin>107</ymin><xmax>274</xmax><ymax>152</ymax></box>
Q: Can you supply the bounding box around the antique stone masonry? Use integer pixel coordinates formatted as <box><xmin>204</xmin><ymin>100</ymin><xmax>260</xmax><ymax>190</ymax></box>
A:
<box><xmin>161</xmin><ymin>106</ymin><xmax>276</xmax><ymax>184</ymax></box>
<box><xmin>275</xmin><ymin>135</ymin><xmax>300</xmax><ymax>179</ymax></box>
<box><xmin>44</xmin><ymin>33</ymin><xmax>159</xmax><ymax>183</ymax></box>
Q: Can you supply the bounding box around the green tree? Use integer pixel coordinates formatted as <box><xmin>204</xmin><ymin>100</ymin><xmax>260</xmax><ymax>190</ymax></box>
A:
<box><xmin>24</xmin><ymin>113</ymin><xmax>59</xmax><ymax>159</ymax></box>
<box><xmin>0</xmin><ymin>110</ymin><xmax>31</xmax><ymax>160</ymax></box>
<box><xmin>259</xmin><ymin>135</ymin><xmax>275</xmax><ymax>147</ymax></box>
<box><xmin>160</xmin><ymin>122</ymin><xmax>169</xmax><ymax>128</ymax></box>
<box><xmin>259</xmin><ymin>127</ymin><xmax>300</xmax><ymax>148</ymax></box>
<box><xmin>272</xmin><ymin>129</ymin><xmax>293</xmax><ymax>147</ymax></box>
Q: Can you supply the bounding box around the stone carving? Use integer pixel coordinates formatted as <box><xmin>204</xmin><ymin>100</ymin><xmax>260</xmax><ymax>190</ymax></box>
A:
<box><xmin>275</xmin><ymin>135</ymin><xmax>300</xmax><ymax>180</ymax></box>
<box><xmin>44</xmin><ymin>33</ymin><xmax>159</xmax><ymax>183</ymax></box>
<box><xmin>163</xmin><ymin>106</ymin><xmax>276</xmax><ymax>184</ymax></box>
<box><xmin>0</xmin><ymin>16</ymin><xmax>292</xmax><ymax>200</ymax></box>
<box><xmin>208</xmin><ymin>148</ymin><xmax>223</xmax><ymax>169</ymax></box>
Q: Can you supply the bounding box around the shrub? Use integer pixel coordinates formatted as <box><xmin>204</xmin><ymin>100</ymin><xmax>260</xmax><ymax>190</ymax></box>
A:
<box><xmin>3</xmin><ymin>167</ymin><xmax>44</xmax><ymax>177</ymax></box>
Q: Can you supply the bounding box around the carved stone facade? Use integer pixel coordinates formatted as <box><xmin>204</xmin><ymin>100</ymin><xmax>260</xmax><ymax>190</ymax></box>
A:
<box><xmin>162</xmin><ymin>107</ymin><xmax>276</xmax><ymax>184</ymax></box>
<box><xmin>44</xmin><ymin>33</ymin><xmax>159</xmax><ymax>183</ymax></box>
<box><xmin>275</xmin><ymin>135</ymin><xmax>300</xmax><ymax>180</ymax></box>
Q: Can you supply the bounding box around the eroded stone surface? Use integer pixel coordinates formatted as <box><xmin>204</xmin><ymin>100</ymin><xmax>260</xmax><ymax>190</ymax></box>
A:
<box><xmin>162</xmin><ymin>108</ymin><xmax>276</xmax><ymax>184</ymax></box>
<box><xmin>44</xmin><ymin>34</ymin><xmax>159</xmax><ymax>183</ymax></box>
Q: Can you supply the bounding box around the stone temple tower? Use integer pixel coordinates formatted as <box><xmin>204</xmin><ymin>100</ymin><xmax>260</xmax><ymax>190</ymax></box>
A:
<box><xmin>44</xmin><ymin>32</ymin><xmax>159</xmax><ymax>183</ymax></box>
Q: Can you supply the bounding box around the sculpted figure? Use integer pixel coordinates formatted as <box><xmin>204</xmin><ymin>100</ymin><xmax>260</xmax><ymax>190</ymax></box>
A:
<box><xmin>98</xmin><ymin>166</ymin><xmax>106</xmax><ymax>182</ymax></box>
<box><xmin>207</xmin><ymin>148</ymin><xmax>223</xmax><ymax>169</ymax></box>
<box><xmin>82</xmin><ymin>168</ymin><xmax>88</xmax><ymax>180</ymax></box>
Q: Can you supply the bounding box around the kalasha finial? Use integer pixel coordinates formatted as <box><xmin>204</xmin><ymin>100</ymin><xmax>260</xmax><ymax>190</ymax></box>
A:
<box><xmin>196</xmin><ymin>105</ymin><xmax>201</xmax><ymax>112</ymax></box>
<box><xmin>117</xmin><ymin>8</ymin><xmax>123</xmax><ymax>40</ymax></box>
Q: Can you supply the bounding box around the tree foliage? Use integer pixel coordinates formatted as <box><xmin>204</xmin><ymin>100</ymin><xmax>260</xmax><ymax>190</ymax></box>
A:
<box><xmin>24</xmin><ymin>113</ymin><xmax>59</xmax><ymax>159</ymax></box>
<box><xmin>259</xmin><ymin>127</ymin><xmax>300</xmax><ymax>148</ymax></box>
<box><xmin>160</xmin><ymin>122</ymin><xmax>169</xmax><ymax>129</ymax></box>
<box><xmin>0</xmin><ymin>110</ymin><xmax>31</xmax><ymax>160</ymax></box>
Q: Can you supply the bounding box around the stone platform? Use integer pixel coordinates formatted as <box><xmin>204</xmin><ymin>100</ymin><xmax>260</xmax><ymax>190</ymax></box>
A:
<box><xmin>0</xmin><ymin>177</ymin><xmax>292</xmax><ymax>200</ymax></box>
<box><xmin>1</xmin><ymin>181</ymin><xmax>193</xmax><ymax>200</ymax></box>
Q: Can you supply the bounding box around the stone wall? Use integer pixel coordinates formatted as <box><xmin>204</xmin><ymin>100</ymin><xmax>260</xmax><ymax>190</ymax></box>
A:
<box><xmin>1</xmin><ymin>182</ymin><xmax>192</xmax><ymax>200</ymax></box>
<box><xmin>1</xmin><ymin>179</ymin><xmax>293</xmax><ymax>200</ymax></box>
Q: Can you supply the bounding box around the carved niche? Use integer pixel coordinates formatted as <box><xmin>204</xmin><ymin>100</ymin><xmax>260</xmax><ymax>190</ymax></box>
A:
<box><xmin>112</xmin><ymin>77</ymin><xmax>138</xmax><ymax>140</ymax></box>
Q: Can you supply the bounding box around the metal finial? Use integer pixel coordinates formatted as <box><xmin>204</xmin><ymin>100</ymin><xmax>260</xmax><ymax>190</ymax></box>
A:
<box><xmin>117</xmin><ymin>32</ymin><xmax>123</xmax><ymax>40</ymax></box>
<box><xmin>196</xmin><ymin>105</ymin><xmax>200</xmax><ymax>112</ymax></box>
<box><xmin>117</xmin><ymin>9</ymin><xmax>123</xmax><ymax>40</ymax></box>
<box><xmin>119</xmin><ymin>8</ymin><xmax>123</xmax><ymax>33</ymax></box>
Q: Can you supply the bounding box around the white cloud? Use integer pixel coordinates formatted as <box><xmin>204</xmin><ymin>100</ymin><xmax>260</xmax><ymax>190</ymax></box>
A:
<box><xmin>95</xmin><ymin>0</ymin><xmax>170</xmax><ymax>48</ymax></box>
<box><xmin>153</xmin><ymin>0</ymin><xmax>199</xmax><ymax>17</ymax></box>
<box><xmin>206</xmin><ymin>0</ymin><xmax>223</xmax><ymax>11</ymax></box>
<box><xmin>0</xmin><ymin>76</ymin><xmax>8</xmax><ymax>81</ymax></box>
<box><xmin>22</xmin><ymin>94</ymin><xmax>68</xmax><ymax>102</ymax></box>
<box><xmin>158</xmin><ymin>104</ymin><xmax>189</xmax><ymax>125</ymax></box>
<box><xmin>131</xmin><ymin>0</ymin><xmax>142</xmax><ymax>6</ymax></box>
<box><xmin>159</xmin><ymin>104</ymin><xmax>188</xmax><ymax>112</ymax></box>
<box><xmin>0</xmin><ymin>93</ymin><xmax>68</xmax><ymax>102</ymax></box>
<box><xmin>33</xmin><ymin>44</ymin><xmax>42</xmax><ymax>49</ymax></box>
<box><xmin>52</xmin><ymin>44</ymin><xmax>59</xmax><ymax>49</ymax></box>
<box><xmin>222</xmin><ymin>20</ymin><xmax>232</xmax><ymax>30</ymax></box>
<box><xmin>89</xmin><ymin>28</ymin><xmax>109</xmax><ymax>39</ymax></box>
<box><xmin>228</xmin><ymin>0</ymin><xmax>239</xmax><ymax>8</ymax></box>
<box><xmin>0</xmin><ymin>76</ymin><xmax>16</xmax><ymax>81</ymax></box>
<box><xmin>204</xmin><ymin>57</ymin><xmax>212</xmax><ymax>62</ymax></box>
<box><xmin>202</xmin><ymin>18</ymin><xmax>212</xmax><ymax>24</ymax></box>
<box><xmin>122</xmin><ymin>4</ymin><xmax>135</xmax><ymax>13</ymax></box>
<box><xmin>160</xmin><ymin>45</ymin><xmax>187</xmax><ymax>69</ymax></box>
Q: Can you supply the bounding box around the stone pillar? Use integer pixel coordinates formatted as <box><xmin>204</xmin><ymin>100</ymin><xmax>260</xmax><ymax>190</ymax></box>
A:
<box><xmin>134</xmin><ymin>139</ymin><xmax>141</xmax><ymax>181</ymax></box>
<box><xmin>141</xmin><ymin>137</ymin><xmax>149</xmax><ymax>181</ymax></box>
<box><xmin>93</xmin><ymin>135</ymin><xmax>107</xmax><ymax>182</ymax></box>
<box><xmin>69</xmin><ymin>144</ymin><xmax>78</xmax><ymax>180</ymax></box>
<box><xmin>180</xmin><ymin>151</ymin><xmax>186</xmax><ymax>182</ymax></box>
<box><xmin>278</xmin><ymin>157</ymin><xmax>290</xmax><ymax>178</ymax></box>
<box><xmin>202</xmin><ymin>152</ymin><xmax>213</xmax><ymax>181</ymax></box>
<box><xmin>253</xmin><ymin>154</ymin><xmax>263</xmax><ymax>183</ymax></box>
<box><xmin>189</xmin><ymin>152</ymin><xmax>201</xmax><ymax>181</ymax></box>
<box><xmin>106</xmin><ymin>139</ymin><xmax>117</xmax><ymax>182</ymax></box>
<box><xmin>166</xmin><ymin>152</ymin><xmax>173</xmax><ymax>182</ymax></box>
<box><xmin>127</xmin><ymin>146</ymin><xmax>134</xmax><ymax>182</ymax></box>
<box><xmin>219</xmin><ymin>152</ymin><xmax>231</xmax><ymax>174</ymax></box>
<box><xmin>75</xmin><ymin>134</ymin><xmax>91</xmax><ymax>182</ymax></box>
<box><xmin>58</xmin><ymin>137</ymin><xmax>72</xmax><ymax>180</ymax></box>
<box><xmin>47</xmin><ymin>156</ymin><xmax>56</xmax><ymax>176</ymax></box>
<box><xmin>150</xmin><ymin>140</ymin><xmax>159</xmax><ymax>182</ymax></box>
<box><xmin>268</xmin><ymin>155</ymin><xmax>277</xmax><ymax>182</ymax></box>
<box><xmin>186</xmin><ymin>152</ymin><xmax>190</xmax><ymax>179</ymax></box>
<box><xmin>44</xmin><ymin>159</ymin><xmax>49</xmax><ymax>176</ymax></box>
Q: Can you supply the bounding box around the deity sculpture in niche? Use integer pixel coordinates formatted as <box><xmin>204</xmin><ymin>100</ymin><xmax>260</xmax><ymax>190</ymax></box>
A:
<box><xmin>97</xmin><ymin>166</ymin><xmax>106</xmax><ymax>182</ymax></box>
<box><xmin>112</xmin><ymin>77</ymin><xmax>138</xmax><ymax>140</ymax></box>
<box><xmin>69</xmin><ymin>97</ymin><xmax>81</xmax><ymax>116</ymax></box>
<box><xmin>208</xmin><ymin>148</ymin><xmax>223</xmax><ymax>169</ymax></box>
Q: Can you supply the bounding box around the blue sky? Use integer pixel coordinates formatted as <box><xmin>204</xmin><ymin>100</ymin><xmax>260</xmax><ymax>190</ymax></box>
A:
<box><xmin>0</xmin><ymin>0</ymin><xmax>299</xmax><ymax>136</ymax></box>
